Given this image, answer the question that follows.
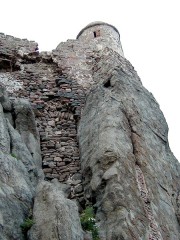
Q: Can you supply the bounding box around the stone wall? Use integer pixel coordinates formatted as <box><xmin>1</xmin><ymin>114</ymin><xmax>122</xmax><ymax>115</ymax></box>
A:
<box><xmin>0</xmin><ymin>22</ymin><xmax>128</xmax><ymax>204</ymax></box>
<box><xmin>55</xmin><ymin>39</ymin><xmax>95</xmax><ymax>89</ymax></box>
<box><xmin>0</xmin><ymin>32</ymin><xmax>38</xmax><ymax>71</ymax></box>
<box><xmin>7</xmin><ymin>62</ymin><xmax>85</xmax><ymax>201</ymax></box>
<box><xmin>0</xmin><ymin>23</ymin><xmax>125</xmax><ymax>203</ymax></box>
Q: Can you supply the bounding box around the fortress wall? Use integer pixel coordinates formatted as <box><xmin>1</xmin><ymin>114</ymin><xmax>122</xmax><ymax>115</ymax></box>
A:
<box><xmin>0</xmin><ymin>33</ymin><xmax>38</xmax><ymax>53</ymax></box>
<box><xmin>0</xmin><ymin>33</ymin><xmax>38</xmax><ymax>68</ymax></box>
<box><xmin>7</xmin><ymin>61</ymin><xmax>86</xmax><ymax>201</ymax></box>
<box><xmin>0</xmin><ymin>31</ymin><xmax>88</xmax><ymax>202</ymax></box>
<box><xmin>0</xmin><ymin>23</ymin><xmax>121</xmax><ymax>203</ymax></box>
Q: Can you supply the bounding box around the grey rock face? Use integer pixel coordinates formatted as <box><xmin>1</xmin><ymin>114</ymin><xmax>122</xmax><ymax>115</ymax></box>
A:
<box><xmin>7</xmin><ymin>120</ymin><xmax>43</xmax><ymax>187</ymax></box>
<box><xmin>28</xmin><ymin>181</ymin><xmax>84</xmax><ymax>240</ymax></box>
<box><xmin>78</xmin><ymin>49</ymin><xmax>180</xmax><ymax>239</ymax></box>
<box><xmin>0</xmin><ymin>104</ymin><xmax>10</xmax><ymax>153</ymax></box>
<box><xmin>0</xmin><ymin>86</ymin><xmax>43</xmax><ymax>240</ymax></box>
<box><xmin>13</xmin><ymin>99</ymin><xmax>42</xmax><ymax>169</ymax></box>
<box><xmin>0</xmin><ymin>151</ymin><xmax>34</xmax><ymax>240</ymax></box>
<box><xmin>0</xmin><ymin>86</ymin><xmax>12</xmax><ymax>111</ymax></box>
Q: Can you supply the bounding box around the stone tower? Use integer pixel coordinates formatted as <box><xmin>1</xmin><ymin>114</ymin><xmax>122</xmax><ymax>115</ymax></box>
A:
<box><xmin>77</xmin><ymin>21</ymin><xmax>124</xmax><ymax>56</ymax></box>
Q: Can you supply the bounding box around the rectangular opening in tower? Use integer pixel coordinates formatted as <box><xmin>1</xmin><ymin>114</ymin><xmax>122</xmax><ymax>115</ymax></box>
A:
<box><xmin>93</xmin><ymin>30</ymin><xmax>100</xmax><ymax>38</ymax></box>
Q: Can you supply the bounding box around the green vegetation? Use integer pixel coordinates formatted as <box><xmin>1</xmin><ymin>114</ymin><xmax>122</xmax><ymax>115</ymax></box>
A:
<box><xmin>11</xmin><ymin>153</ymin><xmax>17</xmax><ymax>159</ymax></box>
<box><xmin>80</xmin><ymin>206</ymin><xmax>99</xmax><ymax>240</ymax></box>
<box><xmin>20</xmin><ymin>218</ymin><xmax>34</xmax><ymax>235</ymax></box>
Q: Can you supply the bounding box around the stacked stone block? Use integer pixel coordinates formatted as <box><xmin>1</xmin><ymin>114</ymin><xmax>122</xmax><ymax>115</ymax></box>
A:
<box><xmin>7</xmin><ymin>62</ymin><xmax>86</xmax><ymax>199</ymax></box>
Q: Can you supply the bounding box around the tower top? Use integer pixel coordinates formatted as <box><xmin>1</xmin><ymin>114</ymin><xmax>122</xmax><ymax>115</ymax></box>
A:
<box><xmin>76</xmin><ymin>21</ymin><xmax>120</xmax><ymax>40</ymax></box>
<box><xmin>76</xmin><ymin>21</ymin><xmax>124</xmax><ymax>56</ymax></box>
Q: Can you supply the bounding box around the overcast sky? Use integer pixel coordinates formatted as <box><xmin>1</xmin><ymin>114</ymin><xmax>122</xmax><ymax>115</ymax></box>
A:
<box><xmin>1</xmin><ymin>0</ymin><xmax>180</xmax><ymax>160</ymax></box>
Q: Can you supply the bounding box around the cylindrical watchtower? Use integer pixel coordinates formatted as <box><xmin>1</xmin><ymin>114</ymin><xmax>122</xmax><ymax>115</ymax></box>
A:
<box><xmin>77</xmin><ymin>21</ymin><xmax>124</xmax><ymax>56</ymax></box>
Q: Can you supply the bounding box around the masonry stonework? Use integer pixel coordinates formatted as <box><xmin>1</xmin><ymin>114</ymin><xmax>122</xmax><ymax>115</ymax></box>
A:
<box><xmin>0</xmin><ymin>22</ymin><xmax>124</xmax><ymax>202</ymax></box>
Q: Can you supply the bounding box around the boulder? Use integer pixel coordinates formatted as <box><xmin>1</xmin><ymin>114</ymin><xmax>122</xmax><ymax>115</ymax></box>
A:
<box><xmin>28</xmin><ymin>181</ymin><xmax>84</xmax><ymax>240</ymax></box>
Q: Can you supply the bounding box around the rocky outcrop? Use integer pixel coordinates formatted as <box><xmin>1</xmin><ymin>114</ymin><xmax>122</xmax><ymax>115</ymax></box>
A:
<box><xmin>0</xmin><ymin>85</ymin><xmax>43</xmax><ymax>240</ymax></box>
<box><xmin>28</xmin><ymin>180</ymin><xmax>84</xmax><ymax>240</ymax></box>
<box><xmin>0</xmin><ymin>151</ymin><xmax>36</xmax><ymax>240</ymax></box>
<box><xmin>78</xmin><ymin>48</ymin><xmax>180</xmax><ymax>239</ymax></box>
<box><xmin>12</xmin><ymin>98</ymin><xmax>42</xmax><ymax>169</ymax></box>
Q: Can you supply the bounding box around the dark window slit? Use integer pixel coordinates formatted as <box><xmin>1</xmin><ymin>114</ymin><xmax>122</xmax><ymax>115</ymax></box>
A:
<box><xmin>104</xmin><ymin>79</ymin><xmax>111</xmax><ymax>88</ymax></box>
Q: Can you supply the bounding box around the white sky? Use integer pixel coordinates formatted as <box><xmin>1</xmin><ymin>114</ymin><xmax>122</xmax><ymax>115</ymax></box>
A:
<box><xmin>1</xmin><ymin>0</ymin><xmax>180</xmax><ymax>160</ymax></box>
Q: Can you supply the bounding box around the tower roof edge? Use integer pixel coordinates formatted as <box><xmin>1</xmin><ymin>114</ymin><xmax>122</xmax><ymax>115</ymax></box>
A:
<box><xmin>76</xmin><ymin>21</ymin><xmax>120</xmax><ymax>39</ymax></box>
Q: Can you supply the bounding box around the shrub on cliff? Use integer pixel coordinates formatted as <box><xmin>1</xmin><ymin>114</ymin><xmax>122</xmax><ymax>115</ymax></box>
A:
<box><xmin>80</xmin><ymin>206</ymin><xmax>99</xmax><ymax>240</ymax></box>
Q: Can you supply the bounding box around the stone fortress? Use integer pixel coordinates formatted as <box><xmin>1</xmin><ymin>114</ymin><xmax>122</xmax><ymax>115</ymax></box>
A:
<box><xmin>0</xmin><ymin>21</ymin><xmax>125</xmax><ymax>201</ymax></box>
<box><xmin>0</xmin><ymin>21</ymin><xmax>180</xmax><ymax>239</ymax></box>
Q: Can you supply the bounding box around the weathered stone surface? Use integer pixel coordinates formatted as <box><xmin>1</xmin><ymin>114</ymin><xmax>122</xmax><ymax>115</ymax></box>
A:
<box><xmin>13</xmin><ymin>99</ymin><xmax>42</xmax><ymax>169</ymax></box>
<box><xmin>0</xmin><ymin>151</ymin><xmax>35</xmax><ymax>240</ymax></box>
<box><xmin>0</xmin><ymin>33</ymin><xmax>38</xmax><ymax>71</ymax></box>
<box><xmin>0</xmin><ymin>85</ymin><xmax>12</xmax><ymax>111</ymax></box>
<box><xmin>0</xmin><ymin>87</ymin><xmax>43</xmax><ymax>240</ymax></box>
<box><xmin>76</xmin><ymin>21</ymin><xmax>124</xmax><ymax>56</ymax></box>
<box><xmin>78</xmin><ymin>49</ymin><xmax>180</xmax><ymax>239</ymax></box>
<box><xmin>0</xmin><ymin>104</ymin><xmax>10</xmax><ymax>153</ymax></box>
<box><xmin>84</xmin><ymin>231</ymin><xmax>93</xmax><ymax>240</ymax></box>
<box><xmin>7</xmin><ymin>121</ymin><xmax>43</xmax><ymax>187</ymax></box>
<box><xmin>28</xmin><ymin>181</ymin><xmax>84</xmax><ymax>240</ymax></box>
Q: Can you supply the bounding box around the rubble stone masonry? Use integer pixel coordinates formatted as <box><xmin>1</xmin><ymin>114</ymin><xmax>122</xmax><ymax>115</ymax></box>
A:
<box><xmin>0</xmin><ymin>22</ymin><xmax>124</xmax><ymax>202</ymax></box>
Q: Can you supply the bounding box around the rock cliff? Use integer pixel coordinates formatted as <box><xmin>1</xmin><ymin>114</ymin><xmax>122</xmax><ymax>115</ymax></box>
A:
<box><xmin>0</xmin><ymin>22</ymin><xmax>180</xmax><ymax>240</ymax></box>
<box><xmin>0</xmin><ymin>84</ymin><xmax>43</xmax><ymax>239</ymax></box>
<box><xmin>78</xmin><ymin>48</ymin><xmax>180</xmax><ymax>239</ymax></box>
